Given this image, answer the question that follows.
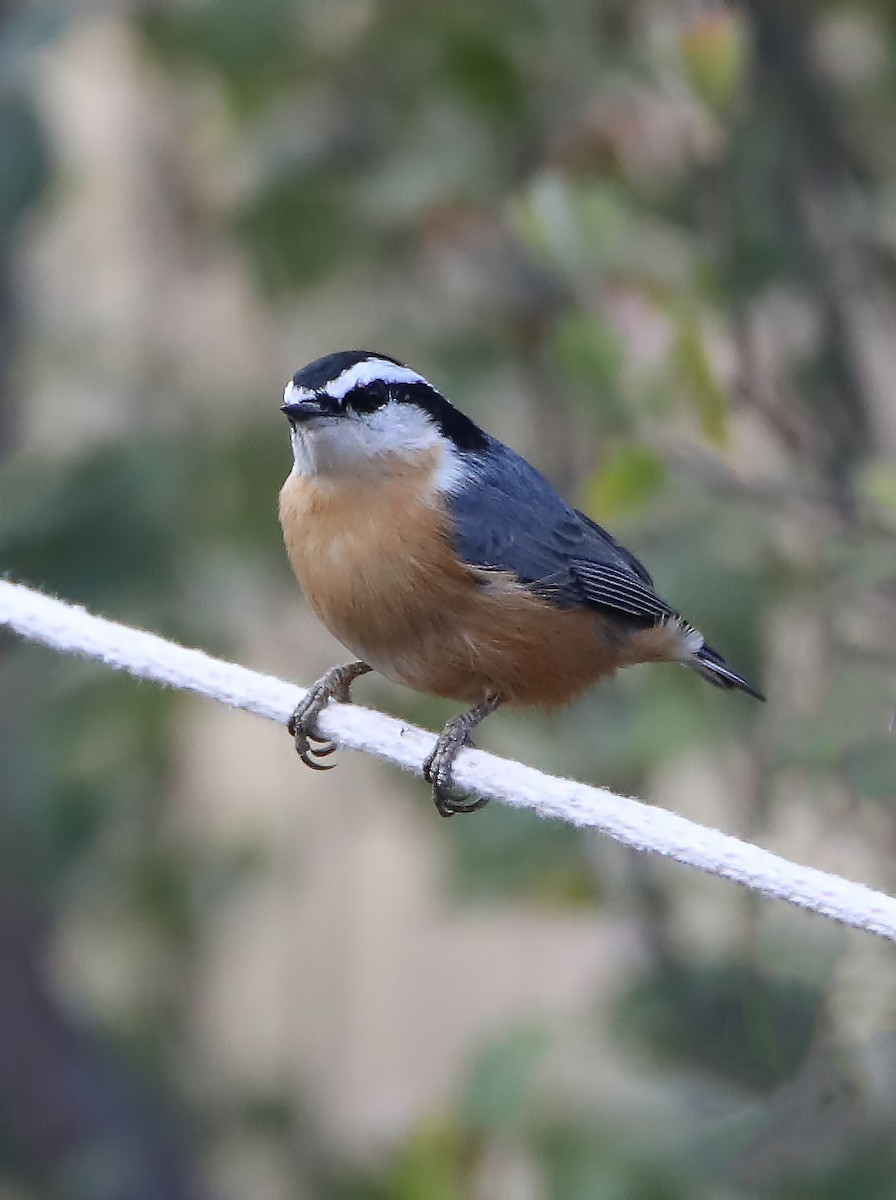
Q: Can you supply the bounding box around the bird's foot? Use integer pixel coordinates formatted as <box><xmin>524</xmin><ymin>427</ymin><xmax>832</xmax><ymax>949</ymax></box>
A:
<box><xmin>422</xmin><ymin>696</ymin><xmax>501</xmax><ymax>817</ymax></box>
<box><xmin>288</xmin><ymin>661</ymin><xmax>371</xmax><ymax>771</ymax></box>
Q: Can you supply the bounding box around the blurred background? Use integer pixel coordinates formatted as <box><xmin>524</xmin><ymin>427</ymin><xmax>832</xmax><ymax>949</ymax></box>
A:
<box><xmin>2</xmin><ymin>1</ymin><xmax>896</xmax><ymax>1196</ymax></box>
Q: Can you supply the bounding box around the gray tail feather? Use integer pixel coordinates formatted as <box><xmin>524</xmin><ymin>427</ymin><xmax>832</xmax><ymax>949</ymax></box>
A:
<box><xmin>688</xmin><ymin>643</ymin><xmax>765</xmax><ymax>701</ymax></box>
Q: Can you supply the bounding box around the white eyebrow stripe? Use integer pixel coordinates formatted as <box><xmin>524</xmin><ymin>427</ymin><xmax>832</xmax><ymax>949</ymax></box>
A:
<box><xmin>325</xmin><ymin>358</ymin><xmax>429</xmax><ymax>400</ymax></box>
<box><xmin>283</xmin><ymin>382</ymin><xmax>314</xmax><ymax>405</ymax></box>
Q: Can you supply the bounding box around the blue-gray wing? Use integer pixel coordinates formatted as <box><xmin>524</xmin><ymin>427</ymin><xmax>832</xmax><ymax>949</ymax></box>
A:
<box><xmin>447</xmin><ymin>442</ymin><xmax>678</xmax><ymax>626</ymax></box>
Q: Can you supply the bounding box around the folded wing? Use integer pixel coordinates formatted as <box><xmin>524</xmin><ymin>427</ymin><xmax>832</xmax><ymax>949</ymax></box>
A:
<box><xmin>448</xmin><ymin>441</ymin><xmax>676</xmax><ymax>627</ymax></box>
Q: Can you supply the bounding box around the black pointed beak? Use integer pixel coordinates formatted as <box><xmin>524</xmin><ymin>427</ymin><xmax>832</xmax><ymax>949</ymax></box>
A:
<box><xmin>282</xmin><ymin>400</ymin><xmax>321</xmax><ymax>422</ymax></box>
<box><xmin>281</xmin><ymin>386</ymin><xmax>334</xmax><ymax>422</ymax></box>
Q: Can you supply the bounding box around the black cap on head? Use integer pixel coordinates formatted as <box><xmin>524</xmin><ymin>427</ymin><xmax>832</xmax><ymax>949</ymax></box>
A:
<box><xmin>287</xmin><ymin>349</ymin><xmax>490</xmax><ymax>454</ymax></box>
<box><xmin>291</xmin><ymin>350</ymin><xmax>404</xmax><ymax>393</ymax></box>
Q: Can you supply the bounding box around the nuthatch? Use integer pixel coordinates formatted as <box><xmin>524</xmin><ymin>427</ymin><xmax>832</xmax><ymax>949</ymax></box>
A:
<box><xmin>278</xmin><ymin>350</ymin><xmax>763</xmax><ymax>816</ymax></box>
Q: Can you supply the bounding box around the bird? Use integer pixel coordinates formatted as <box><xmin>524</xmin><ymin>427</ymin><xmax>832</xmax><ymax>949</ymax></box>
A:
<box><xmin>278</xmin><ymin>349</ymin><xmax>763</xmax><ymax>817</ymax></box>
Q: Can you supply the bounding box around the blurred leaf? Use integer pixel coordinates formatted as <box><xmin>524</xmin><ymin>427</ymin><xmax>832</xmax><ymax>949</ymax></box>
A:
<box><xmin>577</xmin><ymin>182</ymin><xmax>632</xmax><ymax>258</ymax></box>
<box><xmin>618</xmin><ymin>961</ymin><xmax>823</xmax><ymax>1091</ymax></box>
<box><xmin>0</xmin><ymin>443</ymin><xmax>185</xmax><ymax>615</ymax></box>
<box><xmin>2</xmin><ymin>657</ymin><xmax>180</xmax><ymax>891</ymax></box>
<box><xmin>0</xmin><ymin>91</ymin><xmax>49</xmax><ymax>238</ymax></box>
<box><xmin>679</xmin><ymin>10</ymin><xmax>750</xmax><ymax>114</ymax></box>
<box><xmin>511</xmin><ymin>172</ymin><xmax>580</xmax><ymax>262</ymax></box>
<box><xmin>512</xmin><ymin>176</ymin><xmax>630</xmax><ymax>274</ymax></box>
<box><xmin>139</xmin><ymin>0</ymin><xmax>306</xmax><ymax>108</ymax></box>
<box><xmin>388</xmin><ymin>1120</ymin><xmax>465</xmax><ymax>1200</ymax></box>
<box><xmin>861</xmin><ymin>460</ymin><xmax>896</xmax><ymax>519</ymax></box>
<box><xmin>612</xmin><ymin>667</ymin><xmax>742</xmax><ymax>769</ymax></box>
<box><xmin>237</xmin><ymin>169</ymin><xmax>361</xmax><ymax>291</ymax></box>
<box><xmin>534</xmin><ymin>1125</ymin><xmax>689</xmax><ymax>1200</ymax></box>
<box><xmin>131</xmin><ymin>847</ymin><xmax>196</xmax><ymax>946</ymax></box>
<box><xmin>825</xmin><ymin>532</ymin><xmax>896</xmax><ymax>590</ymax></box>
<box><xmin>780</xmin><ymin>1141</ymin><xmax>896</xmax><ymax>1200</ymax></box>
<box><xmin>0</xmin><ymin>9</ymin><xmax>66</xmax><ymax>80</ymax></box>
<box><xmin>445</xmin><ymin>799</ymin><xmax>602</xmax><ymax>907</ymax></box>
<box><xmin>843</xmin><ymin>739</ymin><xmax>896</xmax><ymax>799</ymax></box>
<box><xmin>672</xmin><ymin>314</ymin><xmax>729</xmax><ymax>445</ymax></box>
<box><xmin>461</xmin><ymin>1025</ymin><xmax>549</xmax><ymax>1132</ymax></box>
<box><xmin>550</xmin><ymin>310</ymin><xmax>627</xmax><ymax>425</ymax></box>
<box><xmin>586</xmin><ymin>445</ymin><xmax>667</xmax><ymax>519</ymax></box>
<box><xmin>441</xmin><ymin>29</ymin><xmax>525</xmax><ymax>121</ymax></box>
<box><xmin>723</xmin><ymin>114</ymin><xmax>809</xmax><ymax>300</ymax></box>
<box><xmin>777</xmin><ymin>667</ymin><xmax>895</xmax><ymax>771</ymax></box>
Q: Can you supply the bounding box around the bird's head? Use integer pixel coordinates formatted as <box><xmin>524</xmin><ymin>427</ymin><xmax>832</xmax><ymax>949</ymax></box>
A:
<box><xmin>281</xmin><ymin>350</ymin><xmax>487</xmax><ymax>482</ymax></box>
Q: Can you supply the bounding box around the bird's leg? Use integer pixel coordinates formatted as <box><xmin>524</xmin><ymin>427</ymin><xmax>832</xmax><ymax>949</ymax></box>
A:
<box><xmin>288</xmin><ymin>661</ymin><xmax>371</xmax><ymax>771</ymax></box>
<box><xmin>423</xmin><ymin>695</ymin><xmax>502</xmax><ymax>817</ymax></box>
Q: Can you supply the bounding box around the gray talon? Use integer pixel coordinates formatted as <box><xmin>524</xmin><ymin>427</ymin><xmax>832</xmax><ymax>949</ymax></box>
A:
<box><xmin>423</xmin><ymin>695</ymin><xmax>501</xmax><ymax>817</ymax></box>
<box><xmin>288</xmin><ymin>661</ymin><xmax>371</xmax><ymax>772</ymax></box>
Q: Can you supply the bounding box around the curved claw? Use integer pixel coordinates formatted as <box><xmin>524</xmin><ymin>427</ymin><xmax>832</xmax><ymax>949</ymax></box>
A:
<box><xmin>295</xmin><ymin>731</ymin><xmax>336</xmax><ymax>769</ymax></box>
<box><xmin>299</xmin><ymin>750</ymin><xmax>336</xmax><ymax>772</ymax></box>
<box><xmin>440</xmin><ymin>792</ymin><xmax>490</xmax><ymax>816</ymax></box>
<box><xmin>288</xmin><ymin>661</ymin><xmax>371</xmax><ymax>776</ymax></box>
<box><xmin>423</xmin><ymin>695</ymin><xmax>501</xmax><ymax>817</ymax></box>
<box><xmin>422</xmin><ymin>755</ymin><xmax>459</xmax><ymax>818</ymax></box>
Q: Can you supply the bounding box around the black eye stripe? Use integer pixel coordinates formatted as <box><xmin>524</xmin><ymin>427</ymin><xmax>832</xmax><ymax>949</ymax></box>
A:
<box><xmin>326</xmin><ymin>378</ymin><xmax>489</xmax><ymax>452</ymax></box>
<box><xmin>311</xmin><ymin>390</ymin><xmax>342</xmax><ymax>414</ymax></box>
<box><xmin>340</xmin><ymin>380</ymin><xmax>392</xmax><ymax>413</ymax></box>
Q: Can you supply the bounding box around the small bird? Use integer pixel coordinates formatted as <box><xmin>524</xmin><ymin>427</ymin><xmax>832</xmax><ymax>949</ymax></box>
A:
<box><xmin>279</xmin><ymin>350</ymin><xmax>763</xmax><ymax>816</ymax></box>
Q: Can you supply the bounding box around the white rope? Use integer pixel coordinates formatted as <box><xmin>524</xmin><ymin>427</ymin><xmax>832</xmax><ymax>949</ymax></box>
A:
<box><xmin>2</xmin><ymin>575</ymin><xmax>896</xmax><ymax>941</ymax></box>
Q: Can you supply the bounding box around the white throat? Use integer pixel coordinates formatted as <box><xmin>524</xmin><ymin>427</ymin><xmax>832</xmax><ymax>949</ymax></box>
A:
<box><xmin>283</xmin><ymin>383</ymin><xmax>464</xmax><ymax>494</ymax></box>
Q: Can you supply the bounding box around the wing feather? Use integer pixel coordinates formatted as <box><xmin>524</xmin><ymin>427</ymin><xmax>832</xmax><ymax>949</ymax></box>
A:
<box><xmin>447</xmin><ymin>443</ymin><xmax>679</xmax><ymax>627</ymax></box>
<box><xmin>569</xmin><ymin>561</ymin><xmax>676</xmax><ymax>623</ymax></box>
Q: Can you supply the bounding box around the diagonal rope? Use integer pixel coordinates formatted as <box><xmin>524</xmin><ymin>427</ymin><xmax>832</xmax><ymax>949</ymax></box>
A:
<box><xmin>2</xmin><ymin>576</ymin><xmax>896</xmax><ymax>940</ymax></box>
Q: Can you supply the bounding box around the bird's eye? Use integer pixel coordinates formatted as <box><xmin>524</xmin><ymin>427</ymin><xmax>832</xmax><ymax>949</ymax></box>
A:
<box><xmin>344</xmin><ymin>380</ymin><xmax>391</xmax><ymax>414</ymax></box>
<box><xmin>314</xmin><ymin>393</ymin><xmax>342</xmax><ymax>414</ymax></box>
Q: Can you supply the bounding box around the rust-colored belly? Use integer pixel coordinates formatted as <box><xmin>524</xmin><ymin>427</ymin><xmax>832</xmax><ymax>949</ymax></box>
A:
<box><xmin>279</xmin><ymin>459</ymin><xmax>670</xmax><ymax>708</ymax></box>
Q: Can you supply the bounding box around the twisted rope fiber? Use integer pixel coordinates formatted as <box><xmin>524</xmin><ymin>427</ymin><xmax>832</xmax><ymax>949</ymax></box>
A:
<box><xmin>2</xmin><ymin>577</ymin><xmax>896</xmax><ymax>941</ymax></box>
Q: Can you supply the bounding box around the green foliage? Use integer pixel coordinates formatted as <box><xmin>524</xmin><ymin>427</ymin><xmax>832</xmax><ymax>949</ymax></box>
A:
<box><xmin>461</xmin><ymin>1024</ymin><xmax>550</xmax><ymax>1131</ymax></box>
<box><xmin>549</xmin><ymin>311</ymin><xmax>628</xmax><ymax>427</ymax></box>
<box><xmin>0</xmin><ymin>443</ymin><xmax>188</xmax><ymax>614</ymax></box>
<box><xmin>387</xmin><ymin>1122</ymin><xmax>465</xmax><ymax>1200</ymax></box>
<box><xmin>440</xmin><ymin>26</ymin><xmax>526</xmax><ymax>122</ymax></box>
<box><xmin>445</xmin><ymin>799</ymin><xmax>603</xmax><ymax>907</ymax></box>
<box><xmin>618</xmin><ymin>960</ymin><xmax>823</xmax><ymax>1092</ymax></box>
<box><xmin>671</xmin><ymin>311</ymin><xmax>729</xmax><ymax>445</ymax></box>
<box><xmin>679</xmin><ymin>11</ymin><xmax>751</xmax><ymax>115</ymax></box>
<box><xmin>237</xmin><ymin>169</ymin><xmax>363</xmax><ymax>291</ymax></box>
<box><xmin>778</xmin><ymin>1144</ymin><xmax>896</xmax><ymax>1200</ymax></box>
<box><xmin>586</xmin><ymin>445</ymin><xmax>667</xmax><ymax>519</ymax></box>
<box><xmin>776</xmin><ymin>666</ymin><xmax>895</xmax><ymax>782</ymax></box>
<box><xmin>0</xmin><ymin>92</ymin><xmax>49</xmax><ymax>239</ymax></box>
<box><xmin>140</xmin><ymin>0</ymin><xmax>308</xmax><ymax>110</ymax></box>
<box><xmin>4</xmin><ymin>1</ymin><xmax>896</xmax><ymax>1197</ymax></box>
<box><xmin>534</xmin><ymin>1127</ymin><xmax>689</xmax><ymax>1200</ymax></box>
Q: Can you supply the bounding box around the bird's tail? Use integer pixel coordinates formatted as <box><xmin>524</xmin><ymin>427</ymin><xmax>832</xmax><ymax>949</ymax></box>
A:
<box><xmin>687</xmin><ymin>641</ymin><xmax>765</xmax><ymax>701</ymax></box>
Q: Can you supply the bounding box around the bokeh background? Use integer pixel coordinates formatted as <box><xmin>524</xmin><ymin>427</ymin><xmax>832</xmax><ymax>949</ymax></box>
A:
<box><xmin>2</xmin><ymin>1</ymin><xmax>896</xmax><ymax>1197</ymax></box>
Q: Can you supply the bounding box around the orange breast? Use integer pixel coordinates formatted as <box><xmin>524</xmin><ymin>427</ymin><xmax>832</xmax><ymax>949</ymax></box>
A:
<box><xmin>279</xmin><ymin>453</ymin><xmax>681</xmax><ymax>708</ymax></box>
